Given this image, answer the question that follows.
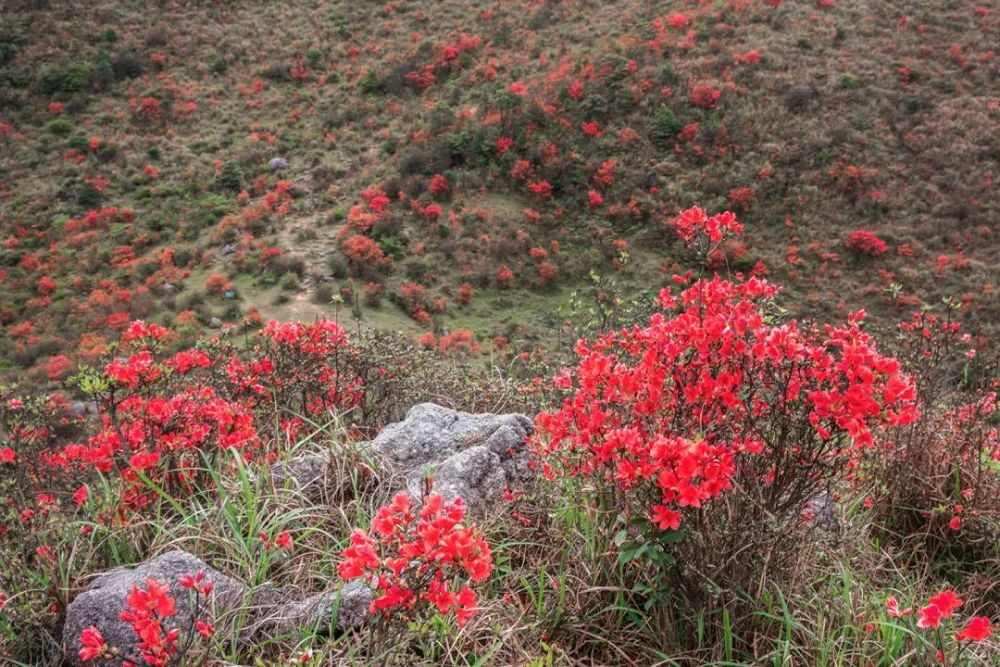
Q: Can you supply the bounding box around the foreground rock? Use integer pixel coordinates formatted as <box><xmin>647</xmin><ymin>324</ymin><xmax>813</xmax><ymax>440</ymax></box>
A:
<box><xmin>63</xmin><ymin>551</ymin><xmax>371</xmax><ymax>665</ymax></box>
<box><xmin>273</xmin><ymin>403</ymin><xmax>535</xmax><ymax>512</ymax></box>
<box><xmin>64</xmin><ymin>551</ymin><xmax>243</xmax><ymax>666</ymax></box>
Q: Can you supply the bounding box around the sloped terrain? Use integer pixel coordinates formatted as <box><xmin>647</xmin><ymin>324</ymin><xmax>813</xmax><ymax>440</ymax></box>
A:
<box><xmin>0</xmin><ymin>2</ymin><xmax>999</xmax><ymax>666</ymax></box>
<box><xmin>0</xmin><ymin>0</ymin><xmax>996</xmax><ymax>385</ymax></box>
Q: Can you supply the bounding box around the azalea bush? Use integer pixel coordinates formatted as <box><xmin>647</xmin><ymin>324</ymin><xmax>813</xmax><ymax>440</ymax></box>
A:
<box><xmin>844</xmin><ymin>229</ymin><xmax>889</xmax><ymax>256</ymax></box>
<box><xmin>47</xmin><ymin>319</ymin><xmax>363</xmax><ymax>512</ymax></box>
<box><xmin>533</xmin><ymin>209</ymin><xmax>919</xmax><ymax>624</ymax></box>
<box><xmin>859</xmin><ymin>308</ymin><xmax>1000</xmax><ymax>563</ymax></box>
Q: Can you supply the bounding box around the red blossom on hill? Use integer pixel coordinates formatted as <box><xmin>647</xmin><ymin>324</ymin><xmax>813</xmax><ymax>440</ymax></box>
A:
<box><xmin>690</xmin><ymin>83</ymin><xmax>721</xmax><ymax>108</ymax></box>
<box><xmin>845</xmin><ymin>229</ymin><xmax>889</xmax><ymax>256</ymax></box>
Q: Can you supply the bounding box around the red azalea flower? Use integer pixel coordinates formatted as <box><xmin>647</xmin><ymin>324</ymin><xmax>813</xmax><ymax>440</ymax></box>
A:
<box><xmin>955</xmin><ymin>616</ymin><xmax>992</xmax><ymax>642</ymax></box>
<box><xmin>78</xmin><ymin>626</ymin><xmax>107</xmax><ymax>661</ymax></box>
<box><xmin>276</xmin><ymin>531</ymin><xmax>293</xmax><ymax>550</ymax></box>
<box><xmin>927</xmin><ymin>590</ymin><xmax>963</xmax><ymax>617</ymax></box>
<box><xmin>917</xmin><ymin>604</ymin><xmax>944</xmax><ymax>629</ymax></box>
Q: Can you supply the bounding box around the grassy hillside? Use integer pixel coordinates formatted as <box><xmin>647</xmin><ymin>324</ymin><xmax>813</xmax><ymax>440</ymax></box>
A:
<box><xmin>0</xmin><ymin>0</ymin><xmax>996</xmax><ymax>386</ymax></box>
<box><xmin>0</xmin><ymin>2</ymin><xmax>998</xmax><ymax>665</ymax></box>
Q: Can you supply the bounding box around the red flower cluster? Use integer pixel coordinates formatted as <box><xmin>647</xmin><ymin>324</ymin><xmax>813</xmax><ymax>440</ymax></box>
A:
<box><xmin>956</xmin><ymin>616</ymin><xmax>993</xmax><ymax>642</ymax></box>
<box><xmin>689</xmin><ymin>82</ymin><xmax>721</xmax><ymax>108</ymax></box>
<box><xmin>887</xmin><ymin>589</ymin><xmax>992</xmax><ymax>660</ymax></box>
<box><xmin>78</xmin><ymin>626</ymin><xmax>108</xmax><ymax>661</ymax></box>
<box><xmin>535</xmin><ymin>209</ymin><xmax>917</xmax><ymax>536</ymax></box>
<box><xmin>118</xmin><ymin>578</ymin><xmax>179</xmax><ymax>666</ymax></box>
<box><xmin>528</xmin><ymin>180</ymin><xmax>553</xmax><ymax>200</ymax></box>
<box><xmin>338</xmin><ymin>492</ymin><xmax>492</xmax><ymax>627</ymax></box>
<box><xmin>429</xmin><ymin>173</ymin><xmax>450</xmax><ymax>197</ymax></box>
<box><xmin>80</xmin><ymin>572</ymin><xmax>215</xmax><ymax>665</ymax></box>
<box><xmin>47</xmin><ymin>319</ymin><xmax>364</xmax><ymax>513</ymax></box>
<box><xmin>671</xmin><ymin>206</ymin><xmax>743</xmax><ymax>245</ymax></box>
<box><xmin>844</xmin><ymin>229</ymin><xmax>889</xmax><ymax>256</ymax></box>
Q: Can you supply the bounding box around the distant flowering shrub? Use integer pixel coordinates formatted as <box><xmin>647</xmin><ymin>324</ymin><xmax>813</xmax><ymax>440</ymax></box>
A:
<box><xmin>429</xmin><ymin>173</ymin><xmax>449</xmax><ymax>198</ymax></box>
<box><xmin>438</xmin><ymin>329</ymin><xmax>480</xmax><ymax>355</ymax></box>
<box><xmin>342</xmin><ymin>234</ymin><xmax>392</xmax><ymax>275</ymax></box>
<box><xmin>496</xmin><ymin>264</ymin><xmax>514</xmax><ymax>289</ymax></box>
<box><xmin>528</xmin><ymin>180</ymin><xmax>553</xmax><ymax>200</ymax></box>
<box><xmin>689</xmin><ymin>82</ymin><xmax>721</xmax><ymax>108</ymax></box>
<box><xmin>420</xmin><ymin>203</ymin><xmax>442</xmax><ymax>222</ymax></box>
<box><xmin>845</xmin><ymin>229</ymin><xmax>889</xmax><ymax>255</ymax></box>
<box><xmin>592</xmin><ymin>159</ymin><xmax>616</xmax><ymax>188</ymax></box>
<box><xmin>338</xmin><ymin>492</ymin><xmax>492</xmax><ymax>628</ymax></box>
<box><xmin>455</xmin><ymin>282</ymin><xmax>474</xmax><ymax>306</ymax></box>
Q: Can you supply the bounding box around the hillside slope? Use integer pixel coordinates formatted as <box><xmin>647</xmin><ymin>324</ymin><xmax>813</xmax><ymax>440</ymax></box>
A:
<box><xmin>0</xmin><ymin>0</ymin><xmax>997</xmax><ymax>383</ymax></box>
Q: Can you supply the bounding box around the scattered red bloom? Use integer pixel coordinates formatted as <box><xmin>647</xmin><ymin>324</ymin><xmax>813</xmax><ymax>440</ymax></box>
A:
<box><xmin>338</xmin><ymin>492</ymin><xmax>492</xmax><ymax>627</ymax></box>
<box><xmin>119</xmin><ymin>578</ymin><xmax>179</xmax><ymax>666</ymax></box>
<box><xmin>955</xmin><ymin>616</ymin><xmax>992</xmax><ymax>642</ymax></box>
<box><xmin>78</xmin><ymin>626</ymin><xmax>107</xmax><ymax>662</ymax></box>
<box><xmin>276</xmin><ymin>530</ymin><xmax>293</xmax><ymax>550</ymax></box>
<box><xmin>845</xmin><ymin>229</ymin><xmax>889</xmax><ymax>256</ymax></box>
<box><xmin>528</xmin><ymin>180</ymin><xmax>553</xmax><ymax>200</ymax></box>
<box><xmin>690</xmin><ymin>83</ymin><xmax>721</xmax><ymax>108</ymax></box>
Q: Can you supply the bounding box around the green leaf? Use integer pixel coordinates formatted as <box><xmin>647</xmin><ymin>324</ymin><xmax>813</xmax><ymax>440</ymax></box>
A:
<box><xmin>658</xmin><ymin>529</ymin><xmax>684</xmax><ymax>546</ymax></box>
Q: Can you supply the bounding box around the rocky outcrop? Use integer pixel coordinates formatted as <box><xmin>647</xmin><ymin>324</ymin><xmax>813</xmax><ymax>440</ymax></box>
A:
<box><xmin>63</xmin><ymin>551</ymin><xmax>371</xmax><ymax>666</ymax></box>
<box><xmin>65</xmin><ymin>404</ymin><xmax>532</xmax><ymax>663</ymax></box>
<box><xmin>273</xmin><ymin>403</ymin><xmax>535</xmax><ymax>513</ymax></box>
<box><xmin>369</xmin><ymin>403</ymin><xmax>535</xmax><ymax>512</ymax></box>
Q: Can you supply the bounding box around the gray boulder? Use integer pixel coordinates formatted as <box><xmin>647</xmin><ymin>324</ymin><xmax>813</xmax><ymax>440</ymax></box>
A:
<box><xmin>803</xmin><ymin>490</ymin><xmax>839</xmax><ymax>534</ymax></box>
<box><xmin>411</xmin><ymin>446</ymin><xmax>507</xmax><ymax>512</ymax></box>
<box><xmin>270</xmin><ymin>452</ymin><xmax>333</xmax><ymax>499</ymax></box>
<box><xmin>249</xmin><ymin>581</ymin><xmax>372</xmax><ymax>638</ymax></box>
<box><xmin>64</xmin><ymin>551</ymin><xmax>371</xmax><ymax>665</ymax></box>
<box><xmin>268</xmin><ymin>157</ymin><xmax>289</xmax><ymax>170</ymax></box>
<box><xmin>63</xmin><ymin>551</ymin><xmax>244</xmax><ymax>666</ymax></box>
<box><xmin>370</xmin><ymin>403</ymin><xmax>532</xmax><ymax>464</ymax></box>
